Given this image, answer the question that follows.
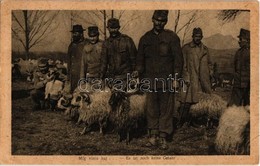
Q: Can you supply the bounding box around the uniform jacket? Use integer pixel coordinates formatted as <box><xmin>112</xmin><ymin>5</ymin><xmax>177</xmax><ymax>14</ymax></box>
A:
<box><xmin>67</xmin><ymin>38</ymin><xmax>86</xmax><ymax>91</ymax></box>
<box><xmin>180</xmin><ymin>41</ymin><xmax>212</xmax><ymax>103</ymax></box>
<box><xmin>233</xmin><ymin>47</ymin><xmax>250</xmax><ymax>88</ymax></box>
<box><xmin>33</xmin><ymin>68</ymin><xmax>49</xmax><ymax>90</ymax></box>
<box><xmin>101</xmin><ymin>33</ymin><xmax>137</xmax><ymax>78</ymax></box>
<box><xmin>136</xmin><ymin>29</ymin><xmax>183</xmax><ymax>90</ymax></box>
<box><xmin>80</xmin><ymin>40</ymin><xmax>103</xmax><ymax>79</ymax></box>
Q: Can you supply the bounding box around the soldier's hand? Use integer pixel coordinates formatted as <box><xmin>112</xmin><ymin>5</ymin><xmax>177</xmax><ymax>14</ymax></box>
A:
<box><xmin>185</xmin><ymin>80</ymin><xmax>190</xmax><ymax>86</ymax></box>
<box><xmin>172</xmin><ymin>80</ymin><xmax>180</xmax><ymax>89</ymax></box>
<box><xmin>131</xmin><ymin>71</ymin><xmax>139</xmax><ymax>78</ymax></box>
<box><xmin>43</xmin><ymin>79</ymin><xmax>48</xmax><ymax>84</ymax></box>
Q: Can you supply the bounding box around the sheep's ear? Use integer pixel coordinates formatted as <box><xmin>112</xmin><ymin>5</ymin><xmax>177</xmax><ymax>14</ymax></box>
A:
<box><xmin>80</xmin><ymin>92</ymin><xmax>91</xmax><ymax>103</ymax></box>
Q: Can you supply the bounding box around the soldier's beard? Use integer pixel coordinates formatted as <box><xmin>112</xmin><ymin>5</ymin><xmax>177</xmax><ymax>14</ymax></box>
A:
<box><xmin>90</xmin><ymin>39</ymin><xmax>98</xmax><ymax>44</ymax></box>
<box><xmin>73</xmin><ymin>36</ymin><xmax>82</xmax><ymax>43</ymax></box>
<box><xmin>110</xmin><ymin>32</ymin><xmax>119</xmax><ymax>38</ymax></box>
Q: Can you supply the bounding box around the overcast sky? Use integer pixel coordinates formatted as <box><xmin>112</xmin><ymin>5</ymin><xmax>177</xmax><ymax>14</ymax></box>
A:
<box><xmin>12</xmin><ymin>10</ymin><xmax>249</xmax><ymax>53</ymax></box>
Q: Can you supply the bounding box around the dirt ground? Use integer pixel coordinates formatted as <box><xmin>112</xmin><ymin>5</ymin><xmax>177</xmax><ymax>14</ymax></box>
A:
<box><xmin>12</xmin><ymin>79</ymin><xmax>231</xmax><ymax>155</ymax></box>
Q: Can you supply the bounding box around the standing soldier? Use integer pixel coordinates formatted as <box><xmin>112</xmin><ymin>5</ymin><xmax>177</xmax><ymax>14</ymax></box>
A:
<box><xmin>135</xmin><ymin>10</ymin><xmax>183</xmax><ymax>150</ymax></box>
<box><xmin>80</xmin><ymin>26</ymin><xmax>103</xmax><ymax>87</ymax></box>
<box><xmin>30</xmin><ymin>58</ymin><xmax>50</xmax><ymax>110</ymax></box>
<box><xmin>67</xmin><ymin>24</ymin><xmax>86</xmax><ymax>92</ymax></box>
<box><xmin>101</xmin><ymin>18</ymin><xmax>137</xmax><ymax>90</ymax></box>
<box><xmin>228</xmin><ymin>28</ymin><xmax>250</xmax><ymax>106</ymax></box>
<box><xmin>177</xmin><ymin>27</ymin><xmax>213</xmax><ymax>127</ymax></box>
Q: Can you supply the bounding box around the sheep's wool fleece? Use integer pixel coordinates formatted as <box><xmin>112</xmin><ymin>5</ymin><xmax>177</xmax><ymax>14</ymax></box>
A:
<box><xmin>190</xmin><ymin>92</ymin><xmax>227</xmax><ymax>118</ymax></box>
<box><xmin>45</xmin><ymin>80</ymin><xmax>64</xmax><ymax>100</ymax></box>
<box><xmin>215</xmin><ymin>105</ymin><xmax>250</xmax><ymax>154</ymax></box>
<box><xmin>128</xmin><ymin>94</ymin><xmax>146</xmax><ymax>118</ymax></box>
<box><xmin>79</xmin><ymin>88</ymin><xmax>111</xmax><ymax>124</ymax></box>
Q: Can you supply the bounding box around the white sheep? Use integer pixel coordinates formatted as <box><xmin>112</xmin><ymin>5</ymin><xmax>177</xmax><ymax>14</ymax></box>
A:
<box><xmin>57</xmin><ymin>93</ymin><xmax>73</xmax><ymax>114</ymax></box>
<box><xmin>109</xmin><ymin>91</ymin><xmax>146</xmax><ymax>144</ymax></box>
<box><xmin>215</xmin><ymin>105</ymin><xmax>250</xmax><ymax>155</ymax></box>
<box><xmin>13</xmin><ymin>58</ymin><xmax>38</xmax><ymax>80</ymax></box>
<box><xmin>45</xmin><ymin>71</ymin><xmax>64</xmax><ymax>111</ymax></box>
<box><xmin>71</xmin><ymin>86</ymin><xmax>112</xmax><ymax>135</ymax></box>
<box><xmin>189</xmin><ymin>92</ymin><xmax>227</xmax><ymax>127</ymax></box>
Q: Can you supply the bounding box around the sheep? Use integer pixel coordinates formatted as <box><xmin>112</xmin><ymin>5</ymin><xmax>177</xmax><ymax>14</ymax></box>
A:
<box><xmin>215</xmin><ymin>105</ymin><xmax>250</xmax><ymax>155</ymax></box>
<box><xmin>12</xmin><ymin>58</ymin><xmax>38</xmax><ymax>80</ymax></box>
<box><xmin>71</xmin><ymin>86</ymin><xmax>112</xmax><ymax>135</ymax></box>
<box><xmin>57</xmin><ymin>93</ymin><xmax>73</xmax><ymax>113</ymax></box>
<box><xmin>109</xmin><ymin>91</ymin><xmax>146</xmax><ymax>144</ymax></box>
<box><xmin>45</xmin><ymin>70</ymin><xmax>64</xmax><ymax>111</ymax></box>
<box><xmin>189</xmin><ymin>92</ymin><xmax>227</xmax><ymax>128</ymax></box>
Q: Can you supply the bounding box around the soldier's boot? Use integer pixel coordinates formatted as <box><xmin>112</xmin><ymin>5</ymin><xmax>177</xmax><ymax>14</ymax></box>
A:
<box><xmin>177</xmin><ymin>103</ymin><xmax>191</xmax><ymax>128</ymax></box>
<box><xmin>158</xmin><ymin>137</ymin><xmax>168</xmax><ymax>150</ymax></box>
<box><xmin>49</xmin><ymin>99</ymin><xmax>58</xmax><ymax>111</ymax></box>
<box><xmin>40</xmin><ymin>100</ymin><xmax>46</xmax><ymax>110</ymax></box>
<box><xmin>158</xmin><ymin>132</ymin><xmax>169</xmax><ymax>150</ymax></box>
<box><xmin>145</xmin><ymin>130</ymin><xmax>159</xmax><ymax>148</ymax></box>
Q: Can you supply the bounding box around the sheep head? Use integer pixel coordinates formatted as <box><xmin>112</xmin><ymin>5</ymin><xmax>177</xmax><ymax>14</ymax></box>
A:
<box><xmin>109</xmin><ymin>91</ymin><xmax>129</xmax><ymax>115</ymax></box>
<box><xmin>57</xmin><ymin>93</ymin><xmax>73</xmax><ymax>110</ymax></box>
<box><xmin>71</xmin><ymin>91</ymin><xmax>91</xmax><ymax>108</ymax></box>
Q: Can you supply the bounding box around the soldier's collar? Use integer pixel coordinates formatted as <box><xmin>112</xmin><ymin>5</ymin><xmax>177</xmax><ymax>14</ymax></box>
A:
<box><xmin>108</xmin><ymin>33</ymin><xmax>122</xmax><ymax>41</ymax></box>
<box><xmin>72</xmin><ymin>37</ymin><xmax>84</xmax><ymax>44</ymax></box>
<box><xmin>151</xmin><ymin>29</ymin><xmax>165</xmax><ymax>35</ymax></box>
<box><xmin>190</xmin><ymin>41</ymin><xmax>203</xmax><ymax>48</ymax></box>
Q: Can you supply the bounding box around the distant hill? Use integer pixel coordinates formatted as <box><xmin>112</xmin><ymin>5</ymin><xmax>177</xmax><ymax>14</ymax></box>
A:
<box><xmin>208</xmin><ymin>48</ymin><xmax>237</xmax><ymax>73</ymax></box>
<box><xmin>203</xmin><ymin>33</ymin><xmax>239</xmax><ymax>50</ymax></box>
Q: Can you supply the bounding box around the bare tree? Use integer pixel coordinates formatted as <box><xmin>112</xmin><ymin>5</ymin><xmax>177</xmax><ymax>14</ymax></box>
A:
<box><xmin>173</xmin><ymin>10</ymin><xmax>199</xmax><ymax>46</ymax></box>
<box><xmin>12</xmin><ymin>10</ymin><xmax>59</xmax><ymax>60</ymax></box>
<box><xmin>69</xmin><ymin>10</ymin><xmax>140</xmax><ymax>39</ymax></box>
<box><xmin>218</xmin><ymin>10</ymin><xmax>250</xmax><ymax>22</ymax></box>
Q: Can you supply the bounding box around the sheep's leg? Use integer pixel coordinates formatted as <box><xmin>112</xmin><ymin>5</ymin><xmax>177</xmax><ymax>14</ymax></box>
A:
<box><xmin>76</xmin><ymin>118</ymin><xmax>81</xmax><ymax>125</ymax></box>
<box><xmin>126</xmin><ymin>130</ymin><xmax>130</xmax><ymax>145</ymax></box>
<box><xmin>206</xmin><ymin>118</ymin><xmax>213</xmax><ymax>129</ymax></box>
<box><xmin>99</xmin><ymin>126</ymin><xmax>103</xmax><ymax>135</ymax></box>
<box><xmin>80</xmin><ymin>124</ymin><xmax>91</xmax><ymax>135</ymax></box>
<box><xmin>99</xmin><ymin>117</ymin><xmax>107</xmax><ymax>135</ymax></box>
<box><xmin>117</xmin><ymin>131</ymin><xmax>122</xmax><ymax>142</ymax></box>
<box><xmin>80</xmin><ymin>127</ymin><xmax>87</xmax><ymax>135</ymax></box>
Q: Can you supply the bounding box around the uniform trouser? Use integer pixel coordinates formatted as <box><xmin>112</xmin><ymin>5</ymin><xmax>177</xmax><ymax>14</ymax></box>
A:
<box><xmin>228</xmin><ymin>87</ymin><xmax>250</xmax><ymax>106</ymax></box>
<box><xmin>178</xmin><ymin>102</ymin><xmax>192</xmax><ymax>123</ymax></box>
<box><xmin>30</xmin><ymin>88</ymin><xmax>45</xmax><ymax>106</ymax></box>
<box><xmin>146</xmin><ymin>91</ymin><xmax>174</xmax><ymax>137</ymax></box>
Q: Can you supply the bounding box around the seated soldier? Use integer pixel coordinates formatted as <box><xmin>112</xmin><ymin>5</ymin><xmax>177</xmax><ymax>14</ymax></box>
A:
<box><xmin>30</xmin><ymin>58</ymin><xmax>49</xmax><ymax>110</ymax></box>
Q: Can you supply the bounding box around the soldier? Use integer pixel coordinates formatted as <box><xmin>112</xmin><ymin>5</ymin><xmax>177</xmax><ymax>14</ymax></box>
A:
<box><xmin>177</xmin><ymin>27</ymin><xmax>213</xmax><ymax>128</ymax></box>
<box><xmin>67</xmin><ymin>24</ymin><xmax>86</xmax><ymax>92</ymax></box>
<box><xmin>80</xmin><ymin>26</ymin><xmax>103</xmax><ymax>89</ymax></box>
<box><xmin>101</xmin><ymin>18</ymin><xmax>137</xmax><ymax>90</ymax></box>
<box><xmin>228</xmin><ymin>28</ymin><xmax>250</xmax><ymax>106</ymax></box>
<box><xmin>135</xmin><ymin>10</ymin><xmax>183</xmax><ymax>150</ymax></box>
<box><xmin>30</xmin><ymin>58</ymin><xmax>50</xmax><ymax>110</ymax></box>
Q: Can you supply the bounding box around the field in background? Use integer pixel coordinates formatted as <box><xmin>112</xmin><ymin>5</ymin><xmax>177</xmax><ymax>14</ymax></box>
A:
<box><xmin>12</xmin><ymin>48</ymin><xmax>237</xmax><ymax>74</ymax></box>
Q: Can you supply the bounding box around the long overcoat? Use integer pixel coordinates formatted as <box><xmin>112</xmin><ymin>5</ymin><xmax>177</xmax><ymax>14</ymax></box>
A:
<box><xmin>180</xmin><ymin>41</ymin><xmax>212</xmax><ymax>103</ymax></box>
<box><xmin>67</xmin><ymin>39</ymin><xmax>85</xmax><ymax>91</ymax></box>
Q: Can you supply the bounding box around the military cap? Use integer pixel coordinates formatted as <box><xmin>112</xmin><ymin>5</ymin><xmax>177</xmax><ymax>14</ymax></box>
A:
<box><xmin>70</xmin><ymin>24</ymin><xmax>86</xmax><ymax>33</ymax></box>
<box><xmin>48</xmin><ymin>59</ymin><xmax>55</xmax><ymax>68</ymax></box>
<box><xmin>107</xmin><ymin>18</ymin><xmax>120</xmax><ymax>28</ymax></box>
<box><xmin>38</xmin><ymin>58</ymin><xmax>48</xmax><ymax>69</ymax></box>
<box><xmin>152</xmin><ymin>10</ymin><xmax>169</xmax><ymax>21</ymax></box>
<box><xmin>192</xmin><ymin>27</ymin><xmax>203</xmax><ymax>36</ymax></box>
<box><xmin>237</xmin><ymin>28</ymin><xmax>250</xmax><ymax>40</ymax></box>
<box><xmin>88</xmin><ymin>26</ymin><xmax>99</xmax><ymax>37</ymax></box>
<box><xmin>63</xmin><ymin>93</ymin><xmax>73</xmax><ymax>100</ymax></box>
<box><xmin>56</xmin><ymin>63</ymin><xmax>65</xmax><ymax>69</ymax></box>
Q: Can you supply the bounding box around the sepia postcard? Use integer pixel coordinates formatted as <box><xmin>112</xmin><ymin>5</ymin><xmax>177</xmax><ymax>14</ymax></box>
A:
<box><xmin>0</xmin><ymin>0</ymin><xmax>259</xmax><ymax>164</ymax></box>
